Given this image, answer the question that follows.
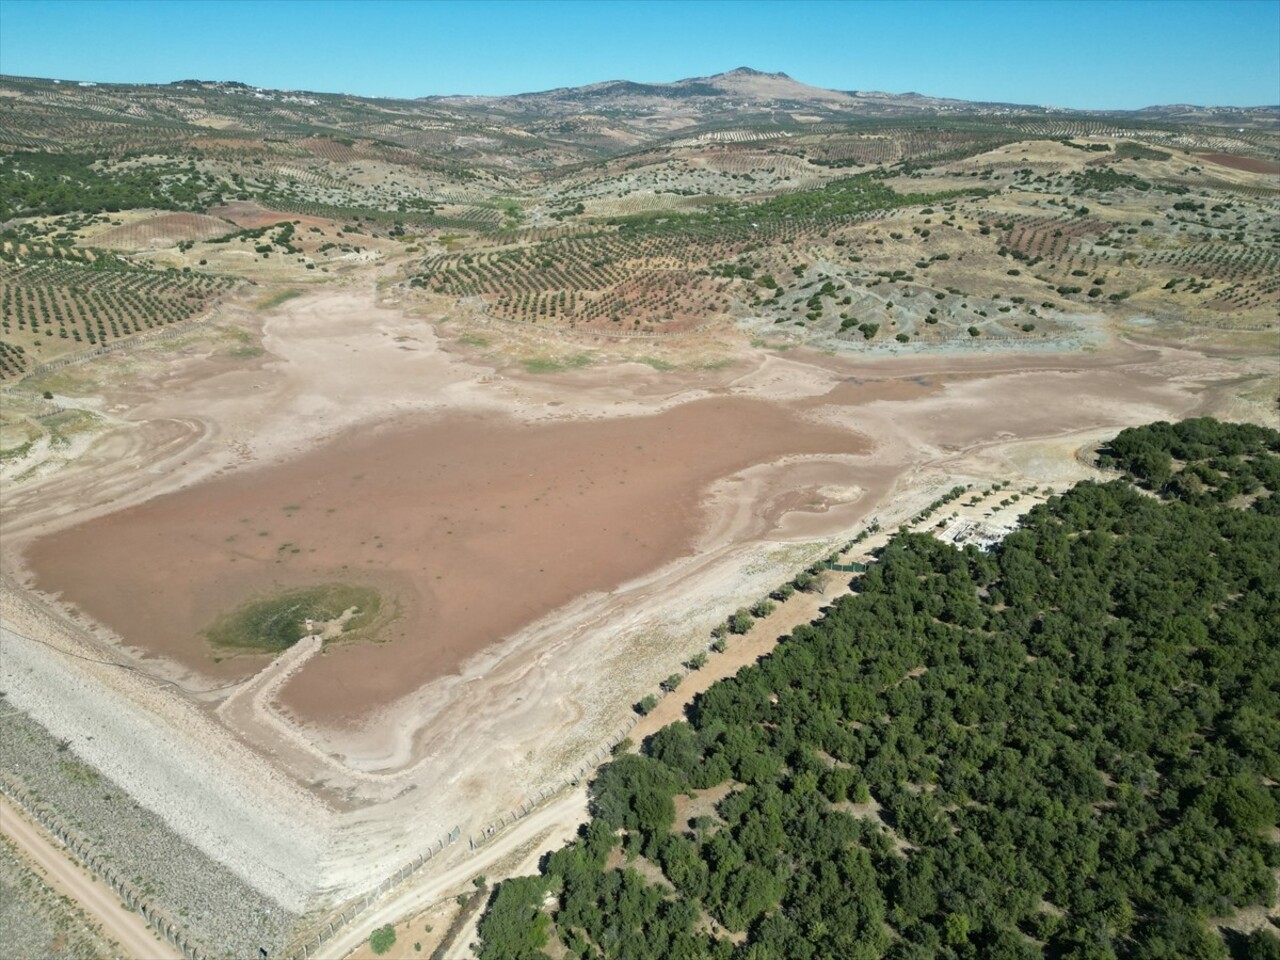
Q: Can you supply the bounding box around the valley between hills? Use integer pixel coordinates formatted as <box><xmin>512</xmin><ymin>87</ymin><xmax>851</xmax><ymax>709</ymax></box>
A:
<box><xmin>0</xmin><ymin>67</ymin><xmax>1276</xmax><ymax>959</ymax></box>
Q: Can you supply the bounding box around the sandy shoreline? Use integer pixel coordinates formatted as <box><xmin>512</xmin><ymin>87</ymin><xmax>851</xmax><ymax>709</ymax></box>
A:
<box><xmin>2</xmin><ymin>280</ymin><xmax>1274</xmax><ymax>913</ymax></box>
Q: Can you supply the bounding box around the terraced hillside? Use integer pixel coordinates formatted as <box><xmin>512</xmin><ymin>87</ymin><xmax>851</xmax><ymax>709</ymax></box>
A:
<box><xmin>402</xmin><ymin>138</ymin><xmax>1280</xmax><ymax>347</ymax></box>
<box><xmin>2</xmin><ymin>70</ymin><xmax>1276</xmax><ymax>378</ymax></box>
<box><xmin>0</xmin><ymin>254</ymin><xmax>238</xmax><ymax>378</ymax></box>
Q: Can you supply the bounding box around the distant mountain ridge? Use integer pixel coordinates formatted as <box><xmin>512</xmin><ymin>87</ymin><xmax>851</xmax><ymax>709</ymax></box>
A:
<box><xmin>422</xmin><ymin>65</ymin><xmax>1017</xmax><ymax>120</ymax></box>
<box><xmin>0</xmin><ymin>67</ymin><xmax>1274</xmax><ymax>177</ymax></box>
<box><xmin>419</xmin><ymin>66</ymin><xmax>1278</xmax><ymax>120</ymax></box>
<box><xmin>7</xmin><ymin>65</ymin><xmax>1274</xmax><ymax>117</ymax></box>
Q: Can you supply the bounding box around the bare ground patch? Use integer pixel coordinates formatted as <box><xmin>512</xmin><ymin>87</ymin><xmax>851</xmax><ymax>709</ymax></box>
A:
<box><xmin>4</xmin><ymin>278</ymin><xmax>1275</xmax><ymax>935</ymax></box>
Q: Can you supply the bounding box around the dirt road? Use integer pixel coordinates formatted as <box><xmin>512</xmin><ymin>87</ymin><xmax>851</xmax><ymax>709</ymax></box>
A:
<box><xmin>0</xmin><ymin>795</ymin><xmax>181</xmax><ymax>960</ymax></box>
<box><xmin>333</xmin><ymin>429</ymin><xmax>1118</xmax><ymax>959</ymax></box>
<box><xmin>326</xmin><ymin>787</ymin><xmax>588</xmax><ymax>959</ymax></box>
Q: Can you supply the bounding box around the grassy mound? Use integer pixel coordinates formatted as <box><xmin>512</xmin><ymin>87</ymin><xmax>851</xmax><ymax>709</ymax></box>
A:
<box><xmin>204</xmin><ymin>583</ymin><xmax>382</xmax><ymax>653</ymax></box>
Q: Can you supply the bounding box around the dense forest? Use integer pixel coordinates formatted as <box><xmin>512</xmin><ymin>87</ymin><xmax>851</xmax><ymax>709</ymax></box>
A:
<box><xmin>478</xmin><ymin>418</ymin><xmax>1280</xmax><ymax>960</ymax></box>
<box><xmin>0</xmin><ymin>152</ymin><xmax>209</xmax><ymax>218</ymax></box>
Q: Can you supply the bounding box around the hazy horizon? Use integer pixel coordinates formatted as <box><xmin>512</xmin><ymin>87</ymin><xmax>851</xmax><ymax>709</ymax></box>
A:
<box><xmin>3</xmin><ymin>63</ymin><xmax>1279</xmax><ymax>113</ymax></box>
<box><xmin>1</xmin><ymin>0</ymin><xmax>1277</xmax><ymax>110</ymax></box>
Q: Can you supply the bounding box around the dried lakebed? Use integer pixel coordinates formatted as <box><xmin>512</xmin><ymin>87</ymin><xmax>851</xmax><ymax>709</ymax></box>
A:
<box><xmin>27</xmin><ymin>396</ymin><xmax>870</xmax><ymax>723</ymax></box>
<box><xmin>3</xmin><ymin>283</ymin><xmax>1265</xmax><ymax>943</ymax></box>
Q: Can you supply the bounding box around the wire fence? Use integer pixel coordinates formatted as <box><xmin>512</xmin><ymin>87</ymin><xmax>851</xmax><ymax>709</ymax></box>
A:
<box><xmin>19</xmin><ymin>292</ymin><xmax>237</xmax><ymax>383</ymax></box>
<box><xmin>468</xmin><ymin>715</ymin><xmax>639</xmax><ymax>853</ymax></box>
<box><xmin>283</xmin><ymin>824</ymin><xmax>461</xmax><ymax>960</ymax></box>
<box><xmin>283</xmin><ymin>713</ymin><xmax>640</xmax><ymax>959</ymax></box>
<box><xmin>0</xmin><ymin>772</ymin><xmax>205</xmax><ymax>960</ymax></box>
<box><xmin>0</xmin><ymin>703</ymin><xmax>644</xmax><ymax>960</ymax></box>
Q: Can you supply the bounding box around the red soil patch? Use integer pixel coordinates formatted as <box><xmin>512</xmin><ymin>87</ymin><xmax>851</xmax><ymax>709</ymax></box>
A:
<box><xmin>205</xmin><ymin>201</ymin><xmax>331</xmax><ymax>231</ymax></box>
<box><xmin>27</xmin><ymin>399</ymin><xmax>867</xmax><ymax>723</ymax></box>
<box><xmin>816</xmin><ymin>375</ymin><xmax>943</xmax><ymax>406</ymax></box>
<box><xmin>298</xmin><ymin>137</ymin><xmax>361</xmax><ymax>164</ymax></box>
<box><xmin>1196</xmin><ymin>153</ymin><xmax>1280</xmax><ymax>176</ymax></box>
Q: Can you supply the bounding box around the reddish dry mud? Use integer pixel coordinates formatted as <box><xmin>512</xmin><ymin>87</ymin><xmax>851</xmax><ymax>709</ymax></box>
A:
<box><xmin>27</xmin><ymin>397</ymin><xmax>867</xmax><ymax>721</ymax></box>
<box><xmin>205</xmin><ymin>201</ymin><xmax>334</xmax><ymax>231</ymax></box>
<box><xmin>1196</xmin><ymin>153</ymin><xmax>1280</xmax><ymax>175</ymax></box>
<box><xmin>21</xmin><ymin>330</ymin><xmax>1222</xmax><ymax>735</ymax></box>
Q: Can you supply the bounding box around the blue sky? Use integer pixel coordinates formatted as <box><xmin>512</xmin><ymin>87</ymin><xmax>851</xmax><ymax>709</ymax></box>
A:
<box><xmin>1</xmin><ymin>0</ymin><xmax>1276</xmax><ymax>109</ymax></box>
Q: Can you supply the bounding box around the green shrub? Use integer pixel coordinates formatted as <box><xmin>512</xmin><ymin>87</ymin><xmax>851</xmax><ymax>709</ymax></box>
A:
<box><xmin>369</xmin><ymin>924</ymin><xmax>396</xmax><ymax>955</ymax></box>
<box><xmin>751</xmin><ymin>599</ymin><xmax>776</xmax><ymax>618</ymax></box>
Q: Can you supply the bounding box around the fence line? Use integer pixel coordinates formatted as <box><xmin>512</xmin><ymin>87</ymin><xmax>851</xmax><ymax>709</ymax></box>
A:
<box><xmin>284</xmin><ymin>713</ymin><xmax>641</xmax><ymax>959</ymax></box>
<box><xmin>281</xmin><ymin>824</ymin><xmax>461</xmax><ymax>960</ymax></box>
<box><xmin>468</xmin><ymin>302</ymin><xmax>715</xmax><ymax>342</ymax></box>
<box><xmin>0</xmin><ymin>772</ymin><xmax>204</xmax><ymax>960</ymax></box>
<box><xmin>467</xmin><ymin>714</ymin><xmax>640</xmax><ymax>853</ymax></box>
<box><xmin>19</xmin><ymin>290</ymin><xmax>239</xmax><ymax>383</ymax></box>
<box><xmin>4</xmin><ymin>566</ymin><xmax>839</xmax><ymax>959</ymax></box>
<box><xmin>825</xmin><ymin>561</ymin><xmax>868</xmax><ymax>573</ymax></box>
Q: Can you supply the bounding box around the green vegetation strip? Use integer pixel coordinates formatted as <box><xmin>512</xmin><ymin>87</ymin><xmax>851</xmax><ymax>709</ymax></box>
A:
<box><xmin>257</xmin><ymin>288</ymin><xmax>303</xmax><ymax>310</ymax></box>
<box><xmin>204</xmin><ymin>583</ymin><xmax>382</xmax><ymax>653</ymax></box>
<box><xmin>521</xmin><ymin>353</ymin><xmax>593</xmax><ymax>374</ymax></box>
<box><xmin>605</xmin><ymin>174</ymin><xmax>988</xmax><ymax>236</ymax></box>
<box><xmin>478</xmin><ymin>417</ymin><xmax>1280</xmax><ymax>960</ymax></box>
